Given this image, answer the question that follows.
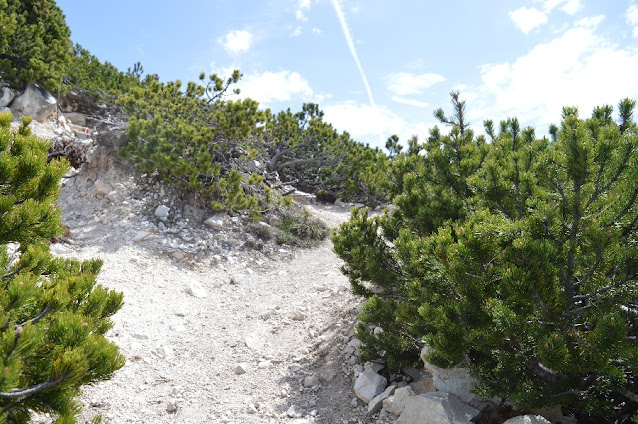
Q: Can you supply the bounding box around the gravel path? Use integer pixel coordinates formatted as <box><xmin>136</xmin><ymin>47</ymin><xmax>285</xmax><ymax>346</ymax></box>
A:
<box><xmin>48</xmin><ymin>156</ymin><xmax>380</xmax><ymax>423</ymax></box>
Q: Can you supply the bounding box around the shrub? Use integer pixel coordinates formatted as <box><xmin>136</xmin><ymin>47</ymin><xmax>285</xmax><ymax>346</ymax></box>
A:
<box><xmin>0</xmin><ymin>0</ymin><xmax>72</xmax><ymax>93</ymax></box>
<box><xmin>0</xmin><ymin>112</ymin><xmax>124</xmax><ymax>423</ymax></box>
<box><xmin>333</xmin><ymin>95</ymin><xmax>638</xmax><ymax>421</ymax></box>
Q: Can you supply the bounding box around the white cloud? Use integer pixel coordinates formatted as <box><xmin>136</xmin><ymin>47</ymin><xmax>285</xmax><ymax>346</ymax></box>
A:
<box><xmin>231</xmin><ymin>70</ymin><xmax>318</xmax><ymax>104</ymax></box>
<box><xmin>560</xmin><ymin>0</ymin><xmax>582</xmax><ymax>15</ymax></box>
<box><xmin>218</xmin><ymin>30</ymin><xmax>253</xmax><ymax>54</ymax></box>
<box><xmin>291</xmin><ymin>26</ymin><xmax>303</xmax><ymax>37</ymax></box>
<box><xmin>509</xmin><ymin>7</ymin><xmax>548</xmax><ymax>34</ymax></box>
<box><xmin>322</xmin><ymin>101</ymin><xmax>434</xmax><ymax>148</ymax></box>
<box><xmin>509</xmin><ymin>0</ymin><xmax>583</xmax><ymax>34</ymax></box>
<box><xmin>391</xmin><ymin>96</ymin><xmax>429</xmax><ymax>108</ymax></box>
<box><xmin>384</xmin><ymin>72</ymin><xmax>445</xmax><ymax>96</ymax></box>
<box><xmin>312</xmin><ymin>27</ymin><xmax>322</xmax><ymax>36</ymax></box>
<box><xmin>475</xmin><ymin>17</ymin><xmax>638</xmax><ymax>132</ymax></box>
<box><xmin>627</xmin><ymin>4</ymin><xmax>638</xmax><ymax>37</ymax></box>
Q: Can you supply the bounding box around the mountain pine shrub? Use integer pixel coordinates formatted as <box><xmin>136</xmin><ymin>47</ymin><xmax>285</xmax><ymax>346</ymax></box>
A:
<box><xmin>0</xmin><ymin>0</ymin><xmax>72</xmax><ymax>93</ymax></box>
<box><xmin>0</xmin><ymin>112</ymin><xmax>124</xmax><ymax>423</ymax></box>
<box><xmin>333</xmin><ymin>95</ymin><xmax>638</xmax><ymax>421</ymax></box>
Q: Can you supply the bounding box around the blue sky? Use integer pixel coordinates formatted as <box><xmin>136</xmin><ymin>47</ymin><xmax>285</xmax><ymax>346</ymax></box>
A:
<box><xmin>57</xmin><ymin>0</ymin><xmax>638</xmax><ymax>148</ymax></box>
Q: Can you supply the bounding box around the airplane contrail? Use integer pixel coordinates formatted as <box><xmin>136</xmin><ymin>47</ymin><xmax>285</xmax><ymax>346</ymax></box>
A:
<box><xmin>330</xmin><ymin>0</ymin><xmax>375</xmax><ymax>107</ymax></box>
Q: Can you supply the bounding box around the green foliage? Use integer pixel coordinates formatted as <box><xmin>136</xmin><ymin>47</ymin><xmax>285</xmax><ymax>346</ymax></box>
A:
<box><xmin>0</xmin><ymin>114</ymin><xmax>124</xmax><ymax>423</ymax></box>
<box><xmin>275</xmin><ymin>209</ymin><xmax>330</xmax><ymax>247</ymax></box>
<box><xmin>261</xmin><ymin>103</ymin><xmax>389</xmax><ymax>204</ymax></box>
<box><xmin>0</xmin><ymin>0</ymin><xmax>72</xmax><ymax>92</ymax></box>
<box><xmin>66</xmin><ymin>44</ymin><xmax>152</xmax><ymax>97</ymax></box>
<box><xmin>333</xmin><ymin>94</ymin><xmax>638</xmax><ymax>420</ymax></box>
<box><xmin>118</xmin><ymin>72</ymin><xmax>267</xmax><ymax>213</ymax></box>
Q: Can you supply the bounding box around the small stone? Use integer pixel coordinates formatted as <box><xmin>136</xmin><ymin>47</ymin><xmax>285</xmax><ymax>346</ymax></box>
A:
<box><xmin>154</xmin><ymin>205</ymin><xmax>170</xmax><ymax>219</ymax></box>
<box><xmin>286</xmin><ymin>404</ymin><xmax>304</xmax><ymax>418</ymax></box>
<box><xmin>234</xmin><ymin>363</ymin><xmax>248</xmax><ymax>375</ymax></box>
<box><xmin>154</xmin><ymin>345</ymin><xmax>174</xmax><ymax>360</ymax></box>
<box><xmin>230</xmin><ymin>274</ymin><xmax>246</xmax><ymax>284</ymax></box>
<box><xmin>204</xmin><ymin>216</ymin><xmax>224</xmax><ymax>231</ymax></box>
<box><xmin>183</xmin><ymin>281</ymin><xmax>208</xmax><ymax>298</ymax></box>
<box><xmin>166</xmin><ymin>401</ymin><xmax>178</xmax><ymax>413</ymax></box>
<box><xmin>303</xmin><ymin>375</ymin><xmax>319</xmax><ymax>388</ymax></box>
<box><xmin>319</xmin><ymin>367</ymin><xmax>338</xmax><ymax>383</ymax></box>
<box><xmin>289</xmin><ymin>364</ymin><xmax>302</xmax><ymax>372</ymax></box>
<box><xmin>132</xmin><ymin>231</ymin><xmax>152</xmax><ymax>242</ymax></box>
<box><xmin>291</xmin><ymin>311</ymin><xmax>307</xmax><ymax>321</ymax></box>
<box><xmin>258</xmin><ymin>360</ymin><xmax>270</xmax><ymax>369</ymax></box>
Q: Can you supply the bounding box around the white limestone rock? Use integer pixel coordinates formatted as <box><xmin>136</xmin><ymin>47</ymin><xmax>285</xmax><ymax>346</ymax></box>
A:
<box><xmin>11</xmin><ymin>84</ymin><xmax>57</xmax><ymax>122</ymax></box>
<box><xmin>382</xmin><ymin>386</ymin><xmax>415</xmax><ymax>416</ymax></box>
<box><xmin>421</xmin><ymin>345</ymin><xmax>497</xmax><ymax>409</ymax></box>
<box><xmin>0</xmin><ymin>86</ymin><xmax>15</xmax><ymax>108</ymax></box>
<box><xmin>154</xmin><ymin>205</ymin><xmax>170</xmax><ymax>220</ymax></box>
<box><xmin>353</xmin><ymin>370</ymin><xmax>387</xmax><ymax>404</ymax></box>
<box><xmin>183</xmin><ymin>281</ymin><xmax>208</xmax><ymax>298</ymax></box>
<box><xmin>367</xmin><ymin>384</ymin><xmax>396</xmax><ymax>415</ymax></box>
<box><xmin>396</xmin><ymin>391</ymin><xmax>480</xmax><ymax>424</ymax></box>
<box><xmin>204</xmin><ymin>216</ymin><xmax>224</xmax><ymax>231</ymax></box>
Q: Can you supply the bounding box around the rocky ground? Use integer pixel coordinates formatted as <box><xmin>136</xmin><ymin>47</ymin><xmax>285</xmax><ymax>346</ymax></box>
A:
<box><xmin>24</xmin><ymin>117</ymin><xmax>398</xmax><ymax>424</ymax></box>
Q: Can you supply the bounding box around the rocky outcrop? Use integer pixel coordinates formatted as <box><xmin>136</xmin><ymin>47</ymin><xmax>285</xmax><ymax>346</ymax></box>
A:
<box><xmin>11</xmin><ymin>83</ymin><xmax>58</xmax><ymax>122</ymax></box>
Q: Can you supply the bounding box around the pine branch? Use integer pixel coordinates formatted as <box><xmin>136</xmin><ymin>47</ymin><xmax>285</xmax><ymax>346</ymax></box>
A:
<box><xmin>1</xmin><ymin>266</ymin><xmax>25</xmax><ymax>281</ymax></box>
<box><xmin>526</xmin><ymin>359</ymin><xmax>570</xmax><ymax>382</ymax></box>
<box><xmin>572</xmin><ymin>278</ymin><xmax>629</xmax><ymax>302</ymax></box>
<box><xmin>573</xmin><ymin>245</ymin><xmax>603</xmax><ymax>289</ymax></box>
<box><xmin>0</xmin><ymin>373</ymin><xmax>67</xmax><ymax>400</ymax></box>
<box><xmin>0</xmin><ymin>306</ymin><xmax>52</xmax><ymax>332</ymax></box>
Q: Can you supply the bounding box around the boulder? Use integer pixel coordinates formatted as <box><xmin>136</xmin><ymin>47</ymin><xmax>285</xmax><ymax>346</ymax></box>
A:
<box><xmin>382</xmin><ymin>386</ymin><xmax>415</xmax><ymax>416</ymax></box>
<box><xmin>0</xmin><ymin>107</ymin><xmax>12</xmax><ymax>115</ymax></box>
<box><xmin>396</xmin><ymin>392</ymin><xmax>480</xmax><ymax>424</ymax></box>
<box><xmin>354</xmin><ymin>370</ymin><xmax>387</xmax><ymax>404</ymax></box>
<box><xmin>503</xmin><ymin>415</ymin><xmax>551</xmax><ymax>424</ymax></box>
<box><xmin>367</xmin><ymin>384</ymin><xmax>396</xmax><ymax>414</ymax></box>
<box><xmin>11</xmin><ymin>84</ymin><xmax>57</xmax><ymax>122</ymax></box>
<box><xmin>0</xmin><ymin>86</ymin><xmax>16</xmax><ymax>108</ymax></box>
<box><xmin>421</xmin><ymin>346</ymin><xmax>497</xmax><ymax>409</ymax></box>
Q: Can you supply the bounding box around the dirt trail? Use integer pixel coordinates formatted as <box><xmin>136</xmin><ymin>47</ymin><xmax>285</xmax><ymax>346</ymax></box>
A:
<box><xmin>46</xmin><ymin>157</ymin><xmax>382</xmax><ymax>423</ymax></box>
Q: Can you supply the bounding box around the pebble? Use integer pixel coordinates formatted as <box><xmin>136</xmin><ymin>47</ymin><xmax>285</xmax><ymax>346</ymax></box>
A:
<box><xmin>235</xmin><ymin>363</ymin><xmax>248</xmax><ymax>375</ymax></box>
<box><xmin>166</xmin><ymin>401</ymin><xmax>178</xmax><ymax>413</ymax></box>
<box><xmin>183</xmin><ymin>281</ymin><xmax>208</xmax><ymax>298</ymax></box>
<box><xmin>154</xmin><ymin>205</ymin><xmax>169</xmax><ymax>219</ymax></box>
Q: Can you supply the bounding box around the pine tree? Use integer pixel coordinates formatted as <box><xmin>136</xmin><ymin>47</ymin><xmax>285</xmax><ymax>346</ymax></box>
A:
<box><xmin>333</xmin><ymin>95</ymin><xmax>638</xmax><ymax>421</ymax></box>
<box><xmin>0</xmin><ymin>0</ymin><xmax>72</xmax><ymax>93</ymax></box>
<box><xmin>0</xmin><ymin>112</ymin><xmax>124</xmax><ymax>423</ymax></box>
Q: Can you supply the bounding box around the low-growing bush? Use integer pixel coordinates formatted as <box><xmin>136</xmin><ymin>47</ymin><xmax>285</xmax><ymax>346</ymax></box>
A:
<box><xmin>0</xmin><ymin>112</ymin><xmax>124</xmax><ymax>422</ymax></box>
<box><xmin>333</xmin><ymin>94</ymin><xmax>638</xmax><ymax>422</ymax></box>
